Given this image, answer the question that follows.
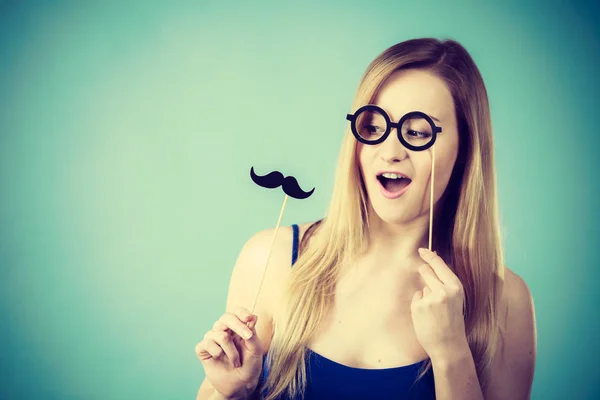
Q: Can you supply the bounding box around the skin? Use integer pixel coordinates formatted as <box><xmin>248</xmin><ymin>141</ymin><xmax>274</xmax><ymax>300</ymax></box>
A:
<box><xmin>356</xmin><ymin>68</ymin><xmax>459</xmax><ymax>265</ymax></box>
<box><xmin>196</xmin><ymin>69</ymin><xmax>537</xmax><ymax>400</ymax></box>
<box><xmin>355</xmin><ymin>68</ymin><xmax>469</xmax><ymax>361</ymax></box>
<box><xmin>196</xmin><ymin>224</ymin><xmax>536</xmax><ymax>400</ymax></box>
<box><xmin>306</xmin><ymin>68</ymin><xmax>464</xmax><ymax>369</ymax></box>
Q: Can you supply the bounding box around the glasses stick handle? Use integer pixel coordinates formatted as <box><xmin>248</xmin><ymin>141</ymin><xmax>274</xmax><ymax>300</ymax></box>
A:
<box><xmin>428</xmin><ymin>144</ymin><xmax>435</xmax><ymax>252</ymax></box>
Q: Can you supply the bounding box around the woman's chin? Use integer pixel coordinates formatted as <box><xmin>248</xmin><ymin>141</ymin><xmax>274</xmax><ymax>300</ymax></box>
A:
<box><xmin>371</xmin><ymin>208</ymin><xmax>413</xmax><ymax>226</ymax></box>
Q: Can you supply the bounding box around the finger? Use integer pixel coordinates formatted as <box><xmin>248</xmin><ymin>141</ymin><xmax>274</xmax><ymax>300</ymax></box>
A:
<box><xmin>418</xmin><ymin>264</ymin><xmax>444</xmax><ymax>291</ymax></box>
<box><xmin>196</xmin><ymin>339</ymin><xmax>223</xmax><ymax>361</ymax></box>
<box><xmin>232</xmin><ymin>307</ymin><xmax>253</xmax><ymax>323</ymax></box>
<box><xmin>418</xmin><ymin>248</ymin><xmax>460</xmax><ymax>285</ymax></box>
<box><xmin>246</xmin><ymin>315</ymin><xmax>258</xmax><ymax>330</ymax></box>
<box><xmin>241</xmin><ymin>315</ymin><xmax>263</xmax><ymax>355</ymax></box>
<box><xmin>212</xmin><ymin>320</ymin><xmax>230</xmax><ymax>332</ymax></box>
<box><xmin>205</xmin><ymin>330</ymin><xmax>241</xmax><ymax>368</ymax></box>
<box><xmin>232</xmin><ymin>307</ymin><xmax>257</xmax><ymax>335</ymax></box>
<box><xmin>423</xmin><ymin>285</ymin><xmax>432</xmax><ymax>296</ymax></box>
<box><xmin>411</xmin><ymin>289</ymin><xmax>423</xmax><ymax>304</ymax></box>
<box><xmin>219</xmin><ymin>313</ymin><xmax>254</xmax><ymax>340</ymax></box>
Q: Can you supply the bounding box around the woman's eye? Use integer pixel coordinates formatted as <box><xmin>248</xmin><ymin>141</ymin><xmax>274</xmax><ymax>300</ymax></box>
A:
<box><xmin>364</xmin><ymin>124</ymin><xmax>383</xmax><ymax>134</ymax></box>
<box><xmin>407</xmin><ymin>130</ymin><xmax>431</xmax><ymax>138</ymax></box>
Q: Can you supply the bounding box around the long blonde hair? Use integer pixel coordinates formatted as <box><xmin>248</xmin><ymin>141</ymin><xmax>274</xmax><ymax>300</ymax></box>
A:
<box><xmin>262</xmin><ymin>37</ymin><xmax>505</xmax><ymax>399</ymax></box>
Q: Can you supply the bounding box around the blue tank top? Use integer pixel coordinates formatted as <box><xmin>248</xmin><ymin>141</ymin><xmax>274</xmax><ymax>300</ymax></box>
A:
<box><xmin>258</xmin><ymin>224</ymin><xmax>436</xmax><ymax>399</ymax></box>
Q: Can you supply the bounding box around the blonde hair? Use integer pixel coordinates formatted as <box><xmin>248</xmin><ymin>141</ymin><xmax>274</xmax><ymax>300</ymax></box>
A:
<box><xmin>262</xmin><ymin>37</ymin><xmax>505</xmax><ymax>399</ymax></box>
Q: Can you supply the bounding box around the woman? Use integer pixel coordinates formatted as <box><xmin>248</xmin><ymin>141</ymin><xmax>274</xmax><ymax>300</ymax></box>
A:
<box><xmin>196</xmin><ymin>38</ymin><xmax>537</xmax><ymax>399</ymax></box>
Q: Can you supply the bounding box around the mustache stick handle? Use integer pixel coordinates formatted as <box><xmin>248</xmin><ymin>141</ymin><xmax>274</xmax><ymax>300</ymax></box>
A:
<box><xmin>250</xmin><ymin>194</ymin><xmax>290</xmax><ymax>315</ymax></box>
<box><xmin>428</xmin><ymin>143</ymin><xmax>435</xmax><ymax>251</ymax></box>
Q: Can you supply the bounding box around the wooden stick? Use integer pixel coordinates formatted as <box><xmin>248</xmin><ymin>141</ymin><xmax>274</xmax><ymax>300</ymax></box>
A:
<box><xmin>428</xmin><ymin>143</ymin><xmax>435</xmax><ymax>251</ymax></box>
<box><xmin>250</xmin><ymin>194</ymin><xmax>289</xmax><ymax>315</ymax></box>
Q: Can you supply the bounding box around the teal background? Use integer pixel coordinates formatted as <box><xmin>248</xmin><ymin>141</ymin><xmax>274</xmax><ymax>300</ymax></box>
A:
<box><xmin>1</xmin><ymin>1</ymin><xmax>599</xmax><ymax>399</ymax></box>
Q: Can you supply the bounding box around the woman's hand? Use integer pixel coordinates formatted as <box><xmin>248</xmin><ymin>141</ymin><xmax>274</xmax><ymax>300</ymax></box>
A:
<box><xmin>196</xmin><ymin>307</ymin><xmax>265</xmax><ymax>399</ymax></box>
<box><xmin>410</xmin><ymin>247</ymin><xmax>469</xmax><ymax>362</ymax></box>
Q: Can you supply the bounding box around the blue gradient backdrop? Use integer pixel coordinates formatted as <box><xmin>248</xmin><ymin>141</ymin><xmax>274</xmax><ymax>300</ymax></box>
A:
<box><xmin>1</xmin><ymin>1</ymin><xmax>599</xmax><ymax>399</ymax></box>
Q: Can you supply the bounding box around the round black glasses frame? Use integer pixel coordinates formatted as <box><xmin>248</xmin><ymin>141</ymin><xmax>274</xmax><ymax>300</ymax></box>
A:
<box><xmin>346</xmin><ymin>104</ymin><xmax>442</xmax><ymax>151</ymax></box>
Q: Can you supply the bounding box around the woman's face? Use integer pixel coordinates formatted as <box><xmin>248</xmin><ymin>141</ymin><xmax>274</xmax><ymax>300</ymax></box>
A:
<box><xmin>357</xmin><ymin>68</ymin><xmax>460</xmax><ymax>225</ymax></box>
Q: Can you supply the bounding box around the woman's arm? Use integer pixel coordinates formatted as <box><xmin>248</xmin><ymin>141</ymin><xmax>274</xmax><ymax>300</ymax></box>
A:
<box><xmin>429</xmin><ymin>268</ymin><xmax>536</xmax><ymax>400</ymax></box>
<box><xmin>485</xmin><ymin>268</ymin><xmax>537</xmax><ymax>400</ymax></box>
<box><xmin>196</xmin><ymin>227</ymin><xmax>291</xmax><ymax>400</ymax></box>
<box><xmin>430</xmin><ymin>344</ymin><xmax>484</xmax><ymax>400</ymax></box>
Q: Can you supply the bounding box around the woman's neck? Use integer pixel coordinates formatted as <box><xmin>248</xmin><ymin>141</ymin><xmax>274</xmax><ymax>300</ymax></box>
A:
<box><xmin>365</xmin><ymin>214</ymin><xmax>430</xmax><ymax>265</ymax></box>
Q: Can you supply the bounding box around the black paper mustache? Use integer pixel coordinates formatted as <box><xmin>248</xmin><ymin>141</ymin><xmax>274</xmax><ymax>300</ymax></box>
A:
<box><xmin>250</xmin><ymin>167</ymin><xmax>315</xmax><ymax>199</ymax></box>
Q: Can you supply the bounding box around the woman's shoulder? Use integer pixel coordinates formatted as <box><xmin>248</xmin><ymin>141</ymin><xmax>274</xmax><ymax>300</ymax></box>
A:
<box><xmin>500</xmin><ymin>267</ymin><xmax>535</xmax><ymax>330</ymax></box>
<box><xmin>240</xmin><ymin>221</ymin><xmax>317</xmax><ymax>267</ymax></box>
<box><xmin>229</xmin><ymin>221</ymin><xmax>320</xmax><ymax>303</ymax></box>
<box><xmin>503</xmin><ymin>267</ymin><xmax>533</xmax><ymax>303</ymax></box>
<box><xmin>225</xmin><ymin>221</ymin><xmax>321</xmax><ymax>350</ymax></box>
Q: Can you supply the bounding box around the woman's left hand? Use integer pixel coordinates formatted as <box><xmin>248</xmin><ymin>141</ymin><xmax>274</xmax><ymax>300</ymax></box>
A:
<box><xmin>410</xmin><ymin>247</ymin><xmax>469</xmax><ymax>361</ymax></box>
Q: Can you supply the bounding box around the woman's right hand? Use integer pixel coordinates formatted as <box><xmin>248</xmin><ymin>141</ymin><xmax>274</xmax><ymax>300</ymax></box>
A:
<box><xmin>196</xmin><ymin>307</ymin><xmax>265</xmax><ymax>399</ymax></box>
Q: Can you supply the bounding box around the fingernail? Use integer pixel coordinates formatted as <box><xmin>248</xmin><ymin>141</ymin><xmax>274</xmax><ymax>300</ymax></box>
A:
<box><xmin>244</xmin><ymin>330</ymin><xmax>253</xmax><ymax>339</ymax></box>
<box><xmin>418</xmin><ymin>248</ymin><xmax>428</xmax><ymax>254</ymax></box>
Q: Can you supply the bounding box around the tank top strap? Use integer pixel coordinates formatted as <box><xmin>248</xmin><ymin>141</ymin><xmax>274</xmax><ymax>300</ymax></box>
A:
<box><xmin>291</xmin><ymin>224</ymin><xmax>299</xmax><ymax>266</ymax></box>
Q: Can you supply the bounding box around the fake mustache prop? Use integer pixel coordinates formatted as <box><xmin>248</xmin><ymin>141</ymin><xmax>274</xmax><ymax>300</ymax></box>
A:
<box><xmin>249</xmin><ymin>167</ymin><xmax>314</xmax><ymax>314</ymax></box>
<box><xmin>250</xmin><ymin>167</ymin><xmax>315</xmax><ymax>199</ymax></box>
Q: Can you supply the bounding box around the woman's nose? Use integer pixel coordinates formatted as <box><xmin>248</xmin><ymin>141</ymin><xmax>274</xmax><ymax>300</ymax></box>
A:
<box><xmin>378</xmin><ymin>129</ymin><xmax>408</xmax><ymax>163</ymax></box>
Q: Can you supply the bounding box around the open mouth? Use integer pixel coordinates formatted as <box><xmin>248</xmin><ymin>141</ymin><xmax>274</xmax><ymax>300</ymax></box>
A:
<box><xmin>376</xmin><ymin>173</ymin><xmax>412</xmax><ymax>194</ymax></box>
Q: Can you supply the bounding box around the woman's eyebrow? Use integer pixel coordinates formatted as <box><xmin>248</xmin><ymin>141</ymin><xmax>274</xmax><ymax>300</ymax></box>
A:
<box><xmin>382</xmin><ymin>107</ymin><xmax>442</xmax><ymax>123</ymax></box>
<box><xmin>400</xmin><ymin>109</ymin><xmax>441</xmax><ymax>122</ymax></box>
<box><xmin>428</xmin><ymin>114</ymin><xmax>441</xmax><ymax>123</ymax></box>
